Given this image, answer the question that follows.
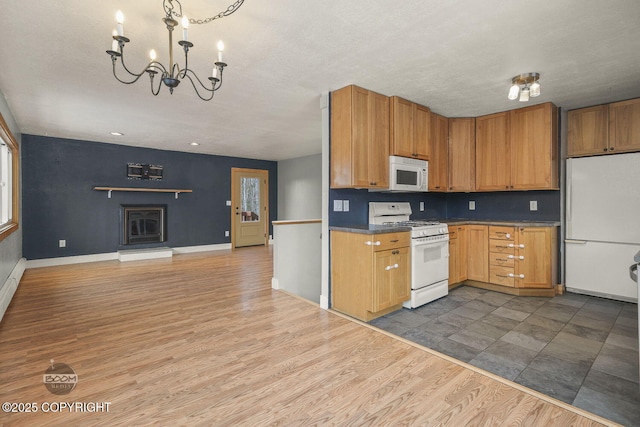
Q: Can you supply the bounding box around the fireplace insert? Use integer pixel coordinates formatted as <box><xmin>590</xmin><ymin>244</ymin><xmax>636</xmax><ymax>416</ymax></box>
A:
<box><xmin>122</xmin><ymin>205</ymin><xmax>167</xmax><ymax>245</ymax></box>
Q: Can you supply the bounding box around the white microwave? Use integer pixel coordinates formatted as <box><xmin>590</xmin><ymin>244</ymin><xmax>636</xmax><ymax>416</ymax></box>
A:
<box><xmin>372</xmin><ymin>155</ymin><xmax>428</xmax><ymax>192</ymax></box>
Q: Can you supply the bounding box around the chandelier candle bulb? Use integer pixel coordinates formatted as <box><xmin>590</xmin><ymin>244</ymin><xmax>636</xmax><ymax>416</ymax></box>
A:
<box><xmin>111</xmin><ymin>30</ymin><xmax>118</xmax><ymax>52</ymax></box>
<box><xmin>149</xmin><ymin>49</ymin><xmax>157</xmax><ymax>61</ymax></box>
<box><xmin>182</xmin><ymin>16</ymin><xmax>189</xmax><ymax>41</ymax></box>
<box><xmin>217</xmin><ymin>40</ymin><xmax>224</xmax><ymax>63</ymax></box>
<box><xmin>212</xmin><ymin>66</ymin><xmax>218</xmax><ymax>78</ymax></box>
<box><xmin>116</xmin><ymin>10</ymin><xmax>124</xmax><ymax>36</ymax></box>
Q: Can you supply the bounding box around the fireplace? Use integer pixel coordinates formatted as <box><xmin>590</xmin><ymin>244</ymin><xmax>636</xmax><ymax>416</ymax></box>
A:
<box><xmin>122</xmin><ymin>205</ymin><xmax>167</xmax><ymax>245</ymax></box>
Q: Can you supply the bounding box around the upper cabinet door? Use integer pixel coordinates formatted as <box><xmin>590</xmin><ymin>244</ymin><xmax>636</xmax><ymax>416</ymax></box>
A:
<box><xmin>390</xmin><ymin>96</ymin><xmax>414</xmax><ymax>158</ymax></box>
<box><xmin>368</xmin><ymin>91</ymin><xmax>390</xmax><ymax>188</ymax></box>
<box><xmin>510</xmin><ymin>103</ymin><xmax>558</xmax><ymax>190</ymax></box>
<box><xmin>413</xmin><ymin>104</ymin><xmax>431</xmax><ymax>160</ymax></box>
<box><xmin>429</xmin><ymin>112</ymin><xmax>448</xmax><ymax>191</ymax></box>
<box><xmin>476</xmin><ymin>111</ymin><xmax>511</xmax><ymax>191</ymax></box>
<box><xmin>609</xmin><ymin>98</ymin><xmax>640</xmax><ymax>154</ymax></box>
<box><xmin>448</xmin><ymin>118</ymin><xmax>476</xmax><ymax>192</ymax></box>
<box><xmin>330</xmin><ymin>85</ymin><xmax>389</xmax><ymax>189</ymax></box>
<box><xmin>567</xmin><ymin>105</ymin><xmax>609</xmax><ymax>157</ymax></box>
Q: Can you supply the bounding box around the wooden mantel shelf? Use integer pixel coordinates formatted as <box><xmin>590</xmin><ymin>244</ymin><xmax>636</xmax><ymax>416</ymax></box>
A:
<box><xmin>94</xmin><ymin>186</ymin><xmax>193</xmax><ymax>199</ymax></box>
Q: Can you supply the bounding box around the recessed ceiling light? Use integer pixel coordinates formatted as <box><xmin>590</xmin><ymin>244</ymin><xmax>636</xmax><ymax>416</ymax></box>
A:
<box><xmin>110</xmin><ymin>132</ymin><xmax>124</xmax><ymax>136</ymax></box>
<box><xmin>189</xmin><ymin>142</ymin><xmax>200</xmax><ymax>146</ymax></box>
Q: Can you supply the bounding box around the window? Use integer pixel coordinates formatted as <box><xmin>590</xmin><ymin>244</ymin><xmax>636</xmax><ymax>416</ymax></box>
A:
<box><xmin>0</xmin><ymin>112</ymin><xmax>18</xmax><ymax>241</ymax></box>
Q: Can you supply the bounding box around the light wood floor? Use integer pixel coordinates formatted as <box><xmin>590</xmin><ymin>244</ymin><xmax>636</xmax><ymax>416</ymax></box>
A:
<box><xmin>0</xmin><ymin>247</ymin><xmax>618</xmax><ymax>426</ymax></box>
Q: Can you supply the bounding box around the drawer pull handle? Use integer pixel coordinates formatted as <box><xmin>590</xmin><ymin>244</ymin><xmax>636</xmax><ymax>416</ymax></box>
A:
<box><xmin>495</xmin><ymin>232</ymin><xmax>511</xmax><ymax>238</ymax></box>
<box><xmin>508</xmin><ymin>243</ymin><xmax>515</xmax><ymax>248</ymax></box>
<box><xmin>507</xmin><ymin>255</ymin><xmax>515</xmax><ymax>259</ymax></box>
<box><xmin>385</xmin><ymin>263</ymin><xmax>399</xmax><ymax>271</ymax></box>
<box><xmin>390</xmin><ymin>239</ymin><xmax>399</xmax><ymax>243</ymax></box>
<box><xmin>519</xmin><ymin>244</ymin><xmax>525</xmax><ymax>248</ymax></box>
<box><xmin>365</xmin><ymin>241</ymin><xmax>381</xmax><ymax>246</ymax></box>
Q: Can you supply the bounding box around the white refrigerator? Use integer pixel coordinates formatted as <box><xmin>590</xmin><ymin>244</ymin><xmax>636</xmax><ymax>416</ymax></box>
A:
<box><xmin>565</xmin><ymin>152</ymin><xmax>640</xmax><ymax>302</ymax></box>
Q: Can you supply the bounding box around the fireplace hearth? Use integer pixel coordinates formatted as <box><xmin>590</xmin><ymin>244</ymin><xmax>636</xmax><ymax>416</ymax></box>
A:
<box><xmin>122</xmin><ymin>205</ymin><xmax>166</xmax><ymax>245</ymax></box>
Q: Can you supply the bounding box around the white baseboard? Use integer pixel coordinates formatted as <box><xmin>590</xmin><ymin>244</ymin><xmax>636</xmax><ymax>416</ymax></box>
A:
<box><xmin>1</xmin><ymin>258</ymin><xmax>26</xmax><ymax>323</ymax></box>
<box><xmin>26</xmin><ymin>252</ymin><xmax>119</xmax><ymax>269</ymax></box>
<box><xmin>172</xmin><ymin>243</ymin><xmax>232</xmax><ymax>253</ymax></box>
<box><xmin>25</xmin><ymin>243</ymin><xmax>233</xmax><ymax>269</ymax></box>
<box><xmin>118</xmin><ymin>247</ymin><xmax>173</xmax><ymax>262</ymax></box>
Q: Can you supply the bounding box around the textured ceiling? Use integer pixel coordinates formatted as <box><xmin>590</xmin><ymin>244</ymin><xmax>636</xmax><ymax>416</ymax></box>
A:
<box><xmin>1</xmin><ymin>0</ymin><xmax>639</xmax><ymax>161</ymax></box>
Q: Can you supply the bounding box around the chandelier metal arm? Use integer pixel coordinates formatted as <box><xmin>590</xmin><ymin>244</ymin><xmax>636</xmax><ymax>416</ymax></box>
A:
<box><xmin>180</xmin><ymin>72</ymin><xmax>216</xmax><ymax>101</ymax></box>
<box><xmin>110</xmin><ymin>56</ymin><xmax>150</xmax><ymax>86</ymax></box>
<box><xmin>149</xmin><ymin>72</ymin><xmax>163</xmax><ymax>96</ymax></box>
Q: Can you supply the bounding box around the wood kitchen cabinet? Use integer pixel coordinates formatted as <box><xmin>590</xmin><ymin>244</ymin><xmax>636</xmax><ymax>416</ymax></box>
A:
<box><xmin>390</xmin><ymin>97</ymin><xmax>431</xmax><ymax>160</ymax></box>
<box><xmin>567</xmin><ymin>104</ymin><xmax>609</xmax><ymax>157</ymax></box>
<box><xmin>448</xmin><ymin>225</ymin><xmax>467</xmax><ymax>285</ymax></box>
<box><xmin>331</xmin><ymin>230</ymin><xmax>410</xmax><ymax>322</ymax></box>
<box><xmin>429</xmin><ymin>112</ymin><xmax>449</xmax><ymax>191</ymax></box>
<box><xmin>476</xmin><ymin>103</ymin><xmax>557</xmax><ymax>191</ymax></box>
<box><xmin>467</xmin><ymin>225</ymin><xmax>489</xmax><ymax>282</ymax></box>
<box><xmin>330</xmin><ymin>85</ymin><xmax>389</xmax><ymax>189</ymax></box>
<box><xmin>609</xmin><ymin>98</ymin><xmax>640</xmax><ymax>154</ymax></box>
<box><xmin>509</xmin><ymin>102</ymin><xmax>558</xmax><ymax>190</ymax></box>
<box><xmin>488</xmin><ymin>226</ymin><xmax>557</xmax><ymax>289</ymax></box>
<box><xmin>448</xmin><ymin>118</ymin><xmax>476</xmax><ymax>191</ymax></box>
<box><xmin>567</xmin><ymin>98</ymin><xmax>640</xmax><ymax>157</ymax></box>
<box><xmin>475</xmin><ymin>111</ymin><xmax>511</xmax><ymax>191</ymax></box>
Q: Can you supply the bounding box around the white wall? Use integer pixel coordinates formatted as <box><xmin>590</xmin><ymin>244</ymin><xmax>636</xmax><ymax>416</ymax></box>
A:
<box><xmin>0</xmin><ymin>90</ymin><xmax>24</xmax><ymax>322</ymax></box>
<box><xmin>277</xmin><ymin>153</ymin><xmax>322</xmax><ymax>220</ymax></box>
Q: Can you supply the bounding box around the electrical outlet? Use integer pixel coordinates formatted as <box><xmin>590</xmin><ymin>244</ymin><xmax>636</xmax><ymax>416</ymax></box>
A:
<box><xmin>333</xmin><ymin>200</ymin><xmax>343</xmax><ymax>212</ymax></box>
<box><xmin>226</xmin><ymin>200</ymin><xmax>232</xmax><ymax>206</ymax></box>
<box><xmin>419</xmin><ymin>202</ymin><xmax>425</xmax><ymax>211</ymax></box>
<box><xmin>343</xmin><ymin>200</ymin><xmax>349</xmax><ymax>212</ymax></box>
<box><xmin>530</xmin><ymin>200</ymin><xmax>538</xmax><ymax>211</ymax></box>
<box><xmin>469</xmin><ymin>201</ymin><xmax>476</xmax><ymax>211</ymax></box>
<box><xmin>59</xmin><ymin>240</ymin><xmax>66</xmax><ymax>248</ymax></box>
<box><xmin>225</xmin><ymin>231</ymin><xmax>229</xmax><ymax>237</ymax></box>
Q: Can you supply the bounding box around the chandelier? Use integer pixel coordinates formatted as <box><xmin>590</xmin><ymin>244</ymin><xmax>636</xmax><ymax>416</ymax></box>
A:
<box><xmin>507</xmin><ymin>72</ymin><xmax>541</xmax><ymax>102</ymax></box>
<box><xmin>106</xmin><ymin>0</ymin><xmax>243</xmax><ymax>101</ymax></box>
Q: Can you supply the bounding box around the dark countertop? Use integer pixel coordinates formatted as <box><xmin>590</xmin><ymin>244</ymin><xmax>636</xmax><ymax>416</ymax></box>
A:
<box><xmin>330</xmin><ymin>220</ymin><xmax>560</xmax><ymax>234</ymax></box>
<box><xmin>329</xmin><ymin>224</ymin><xmax>412</xmax><ymax>234</ymax></box>
<box><xmin>444</xmin><ymin>219</ymin><xmax>561</xmax><ymax>227</ymax></box>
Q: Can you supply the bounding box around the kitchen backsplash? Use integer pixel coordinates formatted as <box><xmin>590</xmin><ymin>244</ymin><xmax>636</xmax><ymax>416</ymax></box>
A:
<box><xmin>329</xmin><ymin>189</ymin><xmax>560</xmax><ymax>226</ymax></box>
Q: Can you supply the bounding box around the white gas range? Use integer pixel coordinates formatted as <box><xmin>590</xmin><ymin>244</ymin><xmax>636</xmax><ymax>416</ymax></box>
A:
<box><xmin>369</xmin><ymin>202</ymin><xmax>449</xmax><ymax>308</ymax></box>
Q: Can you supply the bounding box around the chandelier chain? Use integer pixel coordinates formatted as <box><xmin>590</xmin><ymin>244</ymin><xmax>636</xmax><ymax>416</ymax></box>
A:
<box><xmin>171</xmin><ymin>0</ymin><xmax>245</xmax><ymax>24</ymax></box>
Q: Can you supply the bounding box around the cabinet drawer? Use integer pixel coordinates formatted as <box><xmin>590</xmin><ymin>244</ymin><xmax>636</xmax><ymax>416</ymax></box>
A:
<box><xmin>366</xmin><ymin>232</ymin><xmax>410</xmax><ymax>251</ymax></box>
<box><xmin>489</xmin><ymin>239</ymin><xmax>516</xmax><ymax>254</ymax></box>
<box><xmin>490</xmin><ymin>266</ymin><xmax>515</xmax><ymax>287</ymax></box>
<box><xmin>489</xmin><ymin>252</ymin><xmax>516</xmax><ymax>267</ymax></box>
<box><xmin>448</xmin><ymin>227</ymin><xmax>458</xmax><ymax>239</ymax></box>
<box><xmin>489</xmin><ymin>226</ymin><xmax>515</xmax><ymax>240</ymax></box>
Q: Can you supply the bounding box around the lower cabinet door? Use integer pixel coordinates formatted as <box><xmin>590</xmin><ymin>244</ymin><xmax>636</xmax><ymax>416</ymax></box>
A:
<box><xmin>372</xmin><ymin>247</ymin><xmax>410</xmax><ymax>312</ymax></box>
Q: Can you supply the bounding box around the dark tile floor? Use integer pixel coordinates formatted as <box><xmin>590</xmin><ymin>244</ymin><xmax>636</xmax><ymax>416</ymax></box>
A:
<box><xmin>370</xmin><ymin>286</ymin><xmax>640</xmax><ymax>426</ymax></box>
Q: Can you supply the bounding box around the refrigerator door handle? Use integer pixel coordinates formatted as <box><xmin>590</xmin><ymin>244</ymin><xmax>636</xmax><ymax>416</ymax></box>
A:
<box><xmin>565</xmin><ymin>239</ymin><xmax>588</xmax><ymax>244</ymax></box>
<box><xmin>629</xmin><ymin>263</ymin><xmax>638</xmax><ymax>283</ymax></box>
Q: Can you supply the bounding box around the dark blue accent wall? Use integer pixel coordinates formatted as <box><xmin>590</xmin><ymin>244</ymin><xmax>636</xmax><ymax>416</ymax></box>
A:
<box><xmin>22</xmin><ymin>135</ymin><xmax>277</xmax><ymax>260</ymax></box>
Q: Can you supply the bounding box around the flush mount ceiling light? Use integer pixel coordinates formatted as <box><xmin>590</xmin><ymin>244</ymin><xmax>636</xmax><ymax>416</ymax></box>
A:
<box><xmin>106</xmin><ymin>0</ymin><xmax>244</xmax><ymax>101</ymax></box>
<box><xmin>508</xmin><ymin>72</ymin><xmax>541</xmax><ymax>102</ymax></box>
<box><xmin>110</xmin><ymin>132</ymin><xmax>124</xmax><ymax>136</ymax></box>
